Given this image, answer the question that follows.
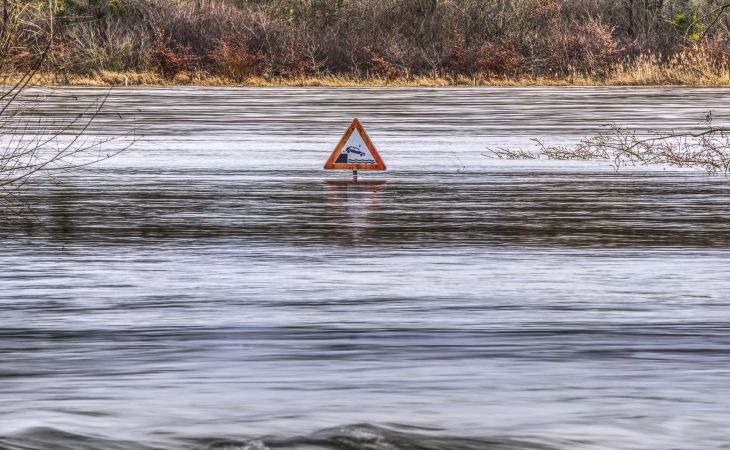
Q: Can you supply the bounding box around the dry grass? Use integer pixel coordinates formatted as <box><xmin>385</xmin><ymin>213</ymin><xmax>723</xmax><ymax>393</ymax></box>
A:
<box><xmin>14</xmin><ymin>62</ymin><xmax>730</xmax><ymax>88</ymax></box>
<box><xmin>18</xmin><ymin>45</ymin><xmax>730</xmax><ymax>87</ymax></box>
<box><xmin>609</xmin><ymin>48</ymin><xmax>730</xmax><ymax>86</ymax></box>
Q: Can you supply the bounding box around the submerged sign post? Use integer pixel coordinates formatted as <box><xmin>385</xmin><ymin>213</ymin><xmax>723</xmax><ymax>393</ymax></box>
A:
<box><xmin>324</xmin><ymin>119</ymin><xmax>386</xmax><ymax>181</ymax></box>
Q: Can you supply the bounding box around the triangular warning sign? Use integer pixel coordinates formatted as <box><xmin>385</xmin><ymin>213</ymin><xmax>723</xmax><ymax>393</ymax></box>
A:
<box><xmin>324</xmin><ymin>119</ymin><xmax>386</xmax><ymax>171</ymax></box>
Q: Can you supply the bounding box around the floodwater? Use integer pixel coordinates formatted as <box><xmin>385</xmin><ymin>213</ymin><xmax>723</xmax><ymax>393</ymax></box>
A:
<box><xmin>1</xmin><ymin>87</ymin><xmax>730</xmax><ymax>450</ymax></box>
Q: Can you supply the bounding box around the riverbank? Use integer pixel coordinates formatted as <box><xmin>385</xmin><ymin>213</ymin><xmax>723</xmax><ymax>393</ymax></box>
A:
<box><xmin>6</xmin><ymin>0</ymin><xmax>730</xmax><ymax>90</ymax></box>
<box><xmin>25</xmin><ymin>67</ymin><xmax>730</xmax><ymax>87</ymax></box>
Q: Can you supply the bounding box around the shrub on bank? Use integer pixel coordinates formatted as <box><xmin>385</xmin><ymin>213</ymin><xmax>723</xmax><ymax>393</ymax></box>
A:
<box><xmin>8</xmin><ymin>0</ymin><xmax>730</xmax><ymax>84</ymax></box>
<box><xmin>209</xmin><ymin>36</ymin><xmax>264</xmax><ymax>82</ymax></box>
<box><xmin>150</xmin><ymin>29</ymin><xmax>198</xmax><ymax>79</ymax></box>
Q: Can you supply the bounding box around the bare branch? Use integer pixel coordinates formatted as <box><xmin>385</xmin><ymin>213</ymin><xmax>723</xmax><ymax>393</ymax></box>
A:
<box><xmin>492</xmin><ymin>113</ymin><xmax>730</xmax><ymax>174</ymax></box>
<box><xmin>0</xmin><ymin>1</ymin><xmax>134</xmax><ymax>211</ymax></box>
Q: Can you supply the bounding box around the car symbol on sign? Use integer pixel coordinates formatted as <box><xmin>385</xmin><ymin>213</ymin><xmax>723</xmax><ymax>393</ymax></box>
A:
<box><xmin>345</xmin><ymin>145</ymin><xmax>365</xmax><ymax>157</ymax></box>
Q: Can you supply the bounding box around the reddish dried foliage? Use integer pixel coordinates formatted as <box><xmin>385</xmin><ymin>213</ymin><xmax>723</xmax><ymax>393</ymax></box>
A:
<box><xmin>150</xmin><ymin>29</ymin><xmax>198</xmax><ymax>78</ymax></box>
<box><xmin>364</xmin><ymin>47</ymin><xmax>403</xmax><ymax>79</ymax></box>
<box><xmin>209</xmin><ymin>37</ymin><xmax>264</xmax><ymax>81</ymax></box>
<box><xmin>444</xmin><ymin>36</ymin><xmax>468</xmax><ymax>75</ymax></box>
<box><xmin>478</xmin><ymin>41</ymin><xmax>521</xmax><ymax>76</ymax></box>
<box><xmin>281</xmin><ymin>48</ymin><xmax>309</xmax><ymax>78</ymax></box>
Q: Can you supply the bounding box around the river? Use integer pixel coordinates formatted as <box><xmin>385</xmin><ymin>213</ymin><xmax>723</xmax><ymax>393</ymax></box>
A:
<box><xmin>1</xmin><ymin>87</ymin><xmax>729</xmax><ymax>450</ymax></box>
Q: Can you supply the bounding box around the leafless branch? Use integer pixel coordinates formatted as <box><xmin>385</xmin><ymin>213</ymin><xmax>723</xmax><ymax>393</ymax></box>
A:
<box><xmin>484</xmin><ymin>147</ymin><xmax>541</xmax><ymax>160</ymax></box>
<box><xmin>0</xmin><ymin>1</ymin><xmax>134</xmax><ymax>212</ymax></box>
<box><xmin>497</xmin><ymin>113</ymin><xmax>730</xmax><ymax>174</ymax></box>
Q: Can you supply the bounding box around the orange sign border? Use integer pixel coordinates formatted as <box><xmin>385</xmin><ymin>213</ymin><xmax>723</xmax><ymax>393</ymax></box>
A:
<box><xmin>324</xmin><ymin>119</ymin><xmax>386</xmax><ymax>171</ymax></box>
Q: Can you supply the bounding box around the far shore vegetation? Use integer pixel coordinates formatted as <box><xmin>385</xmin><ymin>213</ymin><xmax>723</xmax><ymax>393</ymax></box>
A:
<box><xmin>3</xmin><ymin>0</ymin><xmax>730</xmax><ymax>87</ymax></box>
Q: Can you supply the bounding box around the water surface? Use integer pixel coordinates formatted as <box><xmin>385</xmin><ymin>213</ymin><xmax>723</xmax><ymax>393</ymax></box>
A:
<box><xmin>1</xmin><ymin>87</ymin><xmax>730</xmax><ymax>450</ymax></box>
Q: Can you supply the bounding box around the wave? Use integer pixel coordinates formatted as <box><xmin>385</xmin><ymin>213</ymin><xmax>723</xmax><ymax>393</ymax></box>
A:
<box><xmin>0</xmin><ymin>424</ymin><xmax>557</xmax><ymax>450</ymax></box>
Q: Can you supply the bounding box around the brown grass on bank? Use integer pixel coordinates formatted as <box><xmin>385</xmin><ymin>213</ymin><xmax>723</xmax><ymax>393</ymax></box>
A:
<box><xmin>16</xmin><ymin>58</ymin><xmax>730</xmax><ymax>88</ymax></box>
<box><xmin>611</xmin><ymin>47</ymin><xmax>730</xmax><ymax>85</ymax></box>
<box><xmin>10</xmin><ymin>43</ymin><xmax>730</xmax><ymax>88</ymax></box>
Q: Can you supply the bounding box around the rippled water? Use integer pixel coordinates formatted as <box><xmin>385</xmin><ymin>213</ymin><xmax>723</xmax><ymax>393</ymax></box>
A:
<box><xmin>2</xmin><ymin>87</ymin><xmax>730</xmax><ymax>450</ymax></box>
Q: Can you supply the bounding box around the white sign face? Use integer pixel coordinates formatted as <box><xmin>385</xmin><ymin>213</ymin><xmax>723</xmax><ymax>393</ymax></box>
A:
<box><xmin>324</xmin><ymin>118</ymin><xmax>386</xmax><ymax>171</ymax></box>
<box><xmin>332</xmin><ymin>128</ymin><xmax>377</xmax><ymax>165</ymax></box>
